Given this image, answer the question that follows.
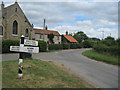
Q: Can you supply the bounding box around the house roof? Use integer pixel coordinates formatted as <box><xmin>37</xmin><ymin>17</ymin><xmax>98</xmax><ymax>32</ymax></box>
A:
<box><xmin>63</xmin><ymin>35</ymin><xmax>78</xmax><ymax>43</ymax></box>
<box><xmin>33</xmin><ymin>28</ymin><xmax>60</xmax><ymax>36</ymax></box>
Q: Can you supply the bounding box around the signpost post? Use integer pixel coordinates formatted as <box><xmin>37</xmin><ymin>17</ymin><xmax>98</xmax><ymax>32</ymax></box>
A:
<box><xmin>10</xmin><ymin>35</ymin><xmax>39</xmax><ymax>79</ymax></box>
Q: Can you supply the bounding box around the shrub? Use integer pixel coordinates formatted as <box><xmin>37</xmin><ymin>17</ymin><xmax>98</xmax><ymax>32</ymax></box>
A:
<box><xmin>82</xmin><ymin>40</ymin><xmax>92</xmax><ymax>48</ymax></box>
<box><xmin>48</xmin><ymin>44</ymin><xmax>62</xmax><ymax>50</ymax></box>
<box><xmin>2</xmin><ymin>40</ymin><xmax>19</xmax><ymax>53</ymax></box>
<box><xmin>62</xmin><ymin>43</ymin><xmax>70</xmax><ymax>49</ymax></box>
<box><xmin>93</xmin><ymin>43</ymin><xmax>118</xmax><ymax>55</ymax></box>
<box><xmin>70</xmin><ymin>43</ymin><xmax>77</xmax><ymax>49</ymax></box>
<box><xmin>76</xmin><ymin>43</ymin><xmax>82</xmax><ymax>48</ymax></box>
<box><xmin>37</xmin><ymin>40</ymin><xmax>47</xmax><ymax>52</ymax></box>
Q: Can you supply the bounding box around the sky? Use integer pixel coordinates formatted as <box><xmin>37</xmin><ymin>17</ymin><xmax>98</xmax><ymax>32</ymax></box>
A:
<box><xmin>4</xmin><ymin>0</ymin><xmax>119</xmax><ymax>39</ymax></box>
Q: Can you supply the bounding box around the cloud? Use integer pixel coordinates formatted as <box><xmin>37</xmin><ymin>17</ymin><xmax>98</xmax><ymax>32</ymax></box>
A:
<box><xmin>4</xmin><ymin>1</ymin><xmax>118</xmax><ymax>39</ymax></box>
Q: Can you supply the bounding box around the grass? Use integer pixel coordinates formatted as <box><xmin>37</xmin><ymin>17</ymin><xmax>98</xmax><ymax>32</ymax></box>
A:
<box><xmin>2</xmin><ymin>59</ymin><xmax>93</xmax><ymax>88</ymax></box>
<box><xmin>82</xmin><ymin>50</ymin><xmax>119</xmax><ymax>65</ymax></box>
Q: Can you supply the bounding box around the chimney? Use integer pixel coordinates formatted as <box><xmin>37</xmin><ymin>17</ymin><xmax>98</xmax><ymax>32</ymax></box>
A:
<box><xmin>1</xmin><ymin>1</ymin><xmax>4</xmax><ymax>10</ymax></box>
<box><xmin>45</xmin><ymin>25</ymin><xmax>47</xmax><ymax>30</ymax></box>
<box><xmin>66</xmin><ymin>31</ymin><xmax>68</xmax><ymax>35</ymax></box>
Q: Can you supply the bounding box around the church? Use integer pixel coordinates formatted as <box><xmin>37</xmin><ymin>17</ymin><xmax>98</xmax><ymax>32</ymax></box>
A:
<box><xmin>0</xmin><ymin>1</ymin><xmax>34</xmax><ymax>40</ymax></box>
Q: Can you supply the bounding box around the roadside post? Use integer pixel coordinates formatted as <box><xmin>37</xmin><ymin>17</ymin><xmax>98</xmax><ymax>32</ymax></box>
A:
<box><xmin>10</xmin><ymin>35</ymin><xmax>39</xmax><ymax>78</ymax></box>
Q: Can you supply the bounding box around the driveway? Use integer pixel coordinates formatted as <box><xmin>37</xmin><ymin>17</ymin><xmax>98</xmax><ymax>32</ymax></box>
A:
<box><xmin>1</xmin><ymin>49</ymin><xmax>118</xmax><ymax>88</ymax></box>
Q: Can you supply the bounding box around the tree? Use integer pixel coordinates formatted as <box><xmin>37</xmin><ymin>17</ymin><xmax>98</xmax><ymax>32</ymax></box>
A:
<box><xmin>73</xmin><ymin>31</ymin><xmax>88</xmax><ymax>43</ymax></box>
<box><xmin>101</xmin><ymin>36</ymin><xmax>116</xmax><ymax>46</ymax></box>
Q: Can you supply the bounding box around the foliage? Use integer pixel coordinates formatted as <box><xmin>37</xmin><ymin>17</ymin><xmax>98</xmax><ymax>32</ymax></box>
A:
<box><xmin>76</xmin><ymin>43</ymin><xmax>82</xmax><ymax>48</ymax></box>
<box><xmin>82</xmin><ymin>40</ymin><xmax>92</xmax><ymax>48</ymax></box>
<box><xmin>101</xmin><ymin>36</ymin><xmax>117</xmax><ymax>46</ymax></box>
<box><xmin>48</xmin><ymin>44</ymin><xmax>62</xmax><ymax>50</ymax></box>
<box><xmin>70</xmin><ymin>43</ymin><xmax>76</xmax><ymax>49</ymax></box>
<box><xmin>73</xmin><ymin>31</ymin><xmax>88</xmax><ymax>43</ymax></box>
<box><xmin>38</xmin><ymin>40</ymin><xmax>47</xmax><ymax>52</ymax></box>
<box><xmin>2</xmin><ymin>40</ymin><xmax>19</xmax><ymax>53</ymax></box>
<box><xmin>62</xmin><ymin>43</ymin><xmax>70</xmax><ymax>49</ymax></box>
<box><xmin>93</xmin><ymin>43</ymin><xmax>118</xmax><ymax>55</ymax></box>
<box><xmin>83</xmin><ymin>50</ymin><xmax>119</xmax><ymax>65</ymax></box>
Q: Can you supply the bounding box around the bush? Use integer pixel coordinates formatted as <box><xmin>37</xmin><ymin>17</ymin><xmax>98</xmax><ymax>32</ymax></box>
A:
<box><xmin>62</xmin><ymin>43</ymin><xmax>70</xmax><ymax>49</ymax></box>
<box><xmin>48</xmin><ymin>44</ymin><xmax>62</xmax><ymax>50</ymax></box>
<box><xmin>37</xmin><ymin>40</ymin><xmax>47</xmax><ymax>52</ymax></box>
<box><xmin>2</xmin><ymin>40</ymin><xmax>19</xmax><ymax>53</ymax></box>
<box><xmin>76</xmin><ymin>43</ymin><xmax>82</xmax><ymax>48</ymax></box>
<box><xmin>82</xmin><ymin>40</ymin><xmax>92</xmax><ymax>48</ymax></box>
<box><xmin>70</xmin><ymin>43</ymin><xmax>77</xmax><ymax>49</ymax></box>
<box><xmin>93</xmin><ymin>43</ymin><xmax>118</xmax><ymax>55</ymax></box>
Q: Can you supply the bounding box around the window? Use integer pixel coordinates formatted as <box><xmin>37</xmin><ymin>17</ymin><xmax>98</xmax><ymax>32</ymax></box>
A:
<box><xmin>15</xmin><ymin>8</ymin><xmax>17</xmax><ymax>12</ymax></box>
<box><xmin>13</xmin><ymin>20</ymin><xmax>18</xmax><ymax>35</ymax></box>
<box><xmin>40</xmin><ymin>35</ymin><xmax>43</xmax><ymax>39</ymax></box>
<box><xmin>57</xmin><ymin>36</ymin><xmax>59</xmax><ymax>40</ymax></box>
<box><xmin>0</xmin><ymin>26</ymin><xmax>3</xmax><ymax>35</ymax></box>
<box><xmin>25</xmin><ymin>29</ymin><xmax>28</xmax><ymax>37</ymax></box>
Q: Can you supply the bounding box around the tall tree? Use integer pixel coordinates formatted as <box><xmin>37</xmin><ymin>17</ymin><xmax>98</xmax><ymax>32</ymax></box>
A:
<box><xmin>73</xmin><ymin>31</ymin><xmax>88</xmax><ymax>43</ymax></box>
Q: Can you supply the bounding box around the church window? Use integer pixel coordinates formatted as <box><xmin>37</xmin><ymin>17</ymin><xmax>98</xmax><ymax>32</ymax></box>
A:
<box><xmin>13</xmin><ymin>20</ymin><xmax>18</xmax><ymax>35</ymax></box>
<box><xmin>15</xmin><ymin>8</ymin><xmax>17</xmax><ymax>12</ymax></box>
<box><xmin>0</xmin><ymin>26</ymin><xmax>3</xmax><ymax>35</ymax></box>
<box><xmin>25</xmin><ymin>29</ymin><xmax>29</xmax><ymax>37</ymax></box>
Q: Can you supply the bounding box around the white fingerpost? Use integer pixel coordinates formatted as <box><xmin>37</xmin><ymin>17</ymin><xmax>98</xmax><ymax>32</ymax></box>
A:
<box><xmin>10</xmin><ymin>35</ymin><xmax>39</xmax><ymax>79</ymax></box>
<box><xmin>18</xmin><ymin>35</ymin><xmax>24</xmax><ymax>78</ymax></box>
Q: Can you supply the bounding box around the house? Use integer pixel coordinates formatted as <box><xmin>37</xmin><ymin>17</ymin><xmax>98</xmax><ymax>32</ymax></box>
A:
<box><xmin>33</xmin><ymin>26</ymin><xmax>61</xmax><ymax>44</ymax></box>
<box><xmin>62</xmin><ymin>31</ymin><xmax>78</xmax><ymax>43</ymax></box>
<box><xmin>0</xmin><ymin>1</ymin><xmax>34</xmax><ymax>40</ymax></box>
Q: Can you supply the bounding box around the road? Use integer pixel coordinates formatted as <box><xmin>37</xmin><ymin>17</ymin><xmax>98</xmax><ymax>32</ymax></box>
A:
<box><xmin>1</xmin><ymin>49</ymin><xmax>118</xmax><ymax>88</ymax></box>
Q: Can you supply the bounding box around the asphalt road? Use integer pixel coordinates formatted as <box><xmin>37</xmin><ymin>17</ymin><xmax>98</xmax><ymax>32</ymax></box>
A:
<box><xmin>1</xmin><ymin>49</ymin><xmax>118</xmax><ymax>88</ymax></box>
<box><xmin>33</xmin><ymin>49</ymin><xmax>118</xmax><ymax>88</ymax></box>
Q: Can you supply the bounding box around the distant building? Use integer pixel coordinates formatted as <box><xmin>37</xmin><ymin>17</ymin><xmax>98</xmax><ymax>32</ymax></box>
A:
<box><xmin>33</xmin><ymin>26</ymin><xmax>61</xmax><ymax>44</ymax></box>
<box><xmin>0</xmin><ymin>1</ymin><xmax>34</xmax><ymax>40</ymax></box>
<box><xmin>62</xmin><ymin>31</ymin><xmax>78</xmax><ymax>43</ymax></box>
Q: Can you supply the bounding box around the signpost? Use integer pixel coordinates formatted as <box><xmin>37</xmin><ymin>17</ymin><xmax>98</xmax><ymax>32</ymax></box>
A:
<box><xmin>24</xmin><ymin>39</ymin><xmax>38</xmax><ymax>46</ymax></box>
<box><xmin>10</xmin><ymin>46</ymin><xmax>39</xmax><ymax>53</ymax></box>
<box><xmin>10</xmin><ymin>35</ymin><xmax>39</xmax><ymax>78</ymax></box>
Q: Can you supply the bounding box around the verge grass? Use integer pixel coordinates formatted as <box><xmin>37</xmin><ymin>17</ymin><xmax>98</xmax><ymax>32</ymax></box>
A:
<box><xmin>82</xmin><ymin>50</ymin><xmax>119</xmax><ymax>65</ymax></box>
<box><xmin>2</xmin><ymin>59</ymin><xmax>93</xmax><ymax>88</ymax></box>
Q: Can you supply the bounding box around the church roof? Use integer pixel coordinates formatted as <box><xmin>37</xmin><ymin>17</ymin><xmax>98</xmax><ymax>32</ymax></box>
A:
<box><xmin>33</xmin><ymin>28</ymin><xmax>60</xmax><ymax>36</ymax></box>
<box><xmin>63</xmin><ymin>35</ymin><xmax>78</xmax><ymax>43</ymax></box>
<box><xmin>2</xmin><ymin>2</ymin><xmax>32</xmax><ymax>27</ymax></box>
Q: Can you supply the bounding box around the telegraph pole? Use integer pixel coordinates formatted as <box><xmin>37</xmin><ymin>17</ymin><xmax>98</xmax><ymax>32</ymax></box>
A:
<box><xmin>102</xmin><ymin>31</ymin><xmax>104</xmax><ymax>40</ymax></box>
<box><xmin>43</xmin><ymin>19</ymin><xmax>45</xmax><ymax>41</ymax></box>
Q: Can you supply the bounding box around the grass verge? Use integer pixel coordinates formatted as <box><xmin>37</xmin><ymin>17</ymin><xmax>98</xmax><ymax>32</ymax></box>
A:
<box><xmin>2</xmin><ymin>59</ymin><xmax>93</xmax><ymax>88</ymax></box>
<box><xmin>82</xmin><ymin>50</ymin><xmax>119</xmax><ymax>65</ymax></box>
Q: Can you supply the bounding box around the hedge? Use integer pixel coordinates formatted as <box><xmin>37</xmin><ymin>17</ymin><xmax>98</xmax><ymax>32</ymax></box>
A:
<box><xmin>93</xmin><ymin>43</ymin><xmax>118</xmax><ymax>55</ymax></box>
<box><xmin>70</xmin><ymin>43</ymin><xmax>77</xmax><ymax>49</ymax></box>
<box><xmin>48</xmin><ymin>44</ymin><xmax>62</xmax><ymax>50</ymax></box>
<box><xmin>62</xmin><ymin>43</ymin><xmax>70</xmax><ymax>49</ymax></box>
<box><xmin>2</xmin><ymin>40</ymin><xmax>19</xmax><ymax>53</ymax></box>
<box><xmin>37</xmin><ymin>40</ymin><xmax>47</xmax><ymax>52</ymax></box>
<box><xmin>2</xmin><ymin>40</ymin><xmax>47</xmax><ymax>53</ymax></box>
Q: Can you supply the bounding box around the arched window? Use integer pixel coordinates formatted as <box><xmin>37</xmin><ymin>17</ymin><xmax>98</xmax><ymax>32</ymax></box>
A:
<box><xmin>25</xmin><ymin>29</ymin><xmax>28</xmax><ymax>37</ymax></box>
<box><xmin>0</xmin><ymin>26</ymin><xmax>3</xmax><ymax>35</ymax></box>
<box><xmin>13</xmin><ymin>20</ymin><xmax>18</xmax><ymax>35</ymax></box>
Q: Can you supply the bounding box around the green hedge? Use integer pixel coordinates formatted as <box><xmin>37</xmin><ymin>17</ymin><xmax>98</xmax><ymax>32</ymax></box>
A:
<box><xmin>2</xmin><ymin>40</ymin><xmax>47</xmax><ymax>53</ymax></box>
<box><xmin>48</xmin><ymin>44</ymin><xmax>62</xmax><ymax>50</ymax></box>
<box><xmin>2</xmin><ymin>40</ymin><xmax>19</xmax><ymax>53</ymax></box>
<box><xmin>62</xmin><ymin>43</ymin><xmax>70</xmax><ymax>49</ymax></box>
<box><xmin>93</xmin><ymin>43</ymin><xmax>118</xmax><ymax>55</ymax></box>
<box><xmin>70</xmin><ymin>43</ymin><xmax>77</xmax><ymax>49</ymax></box>
<box><xmin>37</xmin><ymin>40</ymin><xmax>47</xmax><ymax>52</ymax></box>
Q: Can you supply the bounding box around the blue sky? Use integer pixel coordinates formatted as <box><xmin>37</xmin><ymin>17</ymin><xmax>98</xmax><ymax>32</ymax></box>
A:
<box><xmin>4</xmin><ymin>0</ymin><xmax>118</xmax><ymax>39</ymax></box>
